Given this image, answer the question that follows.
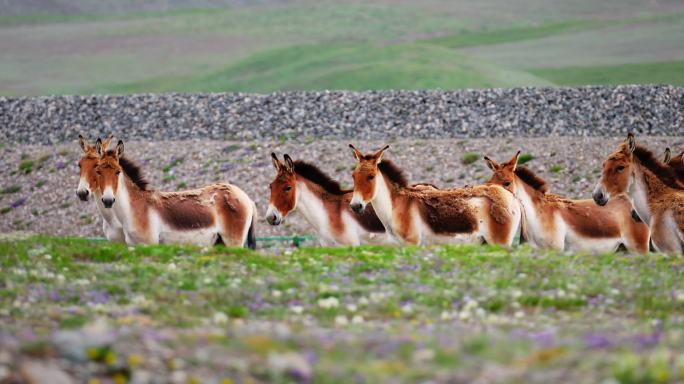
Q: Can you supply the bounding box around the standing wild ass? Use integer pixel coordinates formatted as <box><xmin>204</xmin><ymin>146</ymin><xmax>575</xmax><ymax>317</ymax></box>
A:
<box><xmin>485</xmin><ymin>152</ymin><xmax>649</xmax><ymax>253</ymax></box>
<box><xmin>75</xmin><ymin>135</ymin><xmax>125</xmax><ymax>242</ymax></box>
<box><xmin>348</xmin><ymin>145</ymin><xmax>522</xmax><ymax>246</ymax></box>
<box><xmin>95</xmin><ymin>139</ymin><xmax>257</xmax><ymax>248</ymax></box>
<box><xmin>266</xmin><ymin>153</ymin><xmax>394</xmax><ymax>246</ymax></box>
<box><xmin>594</xmin><ymin>134</ymin><xmax>684</xmax><ymax>253</ymax></box>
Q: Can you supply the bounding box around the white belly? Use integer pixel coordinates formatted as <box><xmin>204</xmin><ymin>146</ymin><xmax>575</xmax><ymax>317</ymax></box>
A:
<box><xmin>159</xmin><ymin>227</ymin><xmax>219</xmax><ymax>246</ymax></box>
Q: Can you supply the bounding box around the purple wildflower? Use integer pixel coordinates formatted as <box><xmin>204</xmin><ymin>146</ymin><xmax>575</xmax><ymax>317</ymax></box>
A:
<box><xmin>530</xmin><ymin>329</ymin><xmax>556</xmax><ymax>348</ymax></box>
<box><xmin>55</xmin><ymin>161</ymin><xmax>66</xmax><ymax>170</ymax></box>
<box><xmin>584</xmin><ymin>333</ymin><xmax>612</xmax><ymax>349</ymax></box>
<box><xmin>10</xmin><ymin>197</ymin><xmax>27</xmax><ymax>209</ymax></box>
<box><xmin>48</xmin><ymin>290</ymin><xmax>61</xmax><ymax>302</ymax></box>
<box><xmin>634</xmin><ymin>331</ymin><xmax>661</xmax><ymax>351</ymax></box>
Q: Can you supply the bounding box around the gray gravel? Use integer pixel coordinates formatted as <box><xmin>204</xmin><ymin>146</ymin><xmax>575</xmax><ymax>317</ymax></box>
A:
<box><xmin>2</xmin><ymin>136</ymin><xmax>683</xmax><ymax>244</ymax></box>
<box><xmin>2</xmin><ymin>86</ymin><xmax>683</xmax><ymax>145</ymax></box>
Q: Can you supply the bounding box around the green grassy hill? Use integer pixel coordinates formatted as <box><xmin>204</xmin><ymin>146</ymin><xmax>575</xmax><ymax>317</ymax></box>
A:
<box><xmin>2</xmin><ymin>1</ymin><xmax>684</xmax><ymax>95</ymax></box>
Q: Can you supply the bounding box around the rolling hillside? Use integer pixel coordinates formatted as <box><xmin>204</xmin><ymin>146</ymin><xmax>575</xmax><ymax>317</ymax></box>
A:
<box><xmin>1</xmin><ymin>0</ymin><xmax>684</xmax><ymax>95</ymax></box>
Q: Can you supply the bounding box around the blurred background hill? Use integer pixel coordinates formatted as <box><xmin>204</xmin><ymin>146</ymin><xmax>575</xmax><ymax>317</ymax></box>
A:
<box><xmin>1</xmin><ymin>0</ymin><xmax>683</xmax><ymax>96</ymax></box>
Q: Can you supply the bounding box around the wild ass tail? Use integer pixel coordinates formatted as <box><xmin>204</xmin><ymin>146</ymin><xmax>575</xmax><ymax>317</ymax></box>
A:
<box><xmin>246</xmin><ymin>202</ymin><xmax>257</xmax><ymax>250</ymax></box>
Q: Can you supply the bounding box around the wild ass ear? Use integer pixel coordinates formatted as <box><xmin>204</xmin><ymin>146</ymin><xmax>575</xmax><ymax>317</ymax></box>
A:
<box><xmin>116</xmin><ymin>140</ymin><xmax>124</xmax><ymax>158</ymax></box>
<box><xmin>483</xmin><ymin>155</ymin><xmax>499</xmax><ymax>171</ymax></box>
<box><xmin>626</xmin><ymin>133</ymin><xmax>636</xmax><ymax>153</ymax></box>
<box><xmin>271</xmin><ymin>152</ymin><xmax>282</xmax><ymax>171</ymax></box>
<box><xmin>664</xmin><ymin>148</ymin><xmax>672</xmax><ymax>164</ymax></box>
<box><xmin>507</xmin><ymin>151</ymin><xmax>521</xmax><ymax>171</ymax></box>
<box><xmin>373</xmin><ymin>145</ymin><xmax>390</xmax><ymax>164</ymax></box>
<box><xmin>283</xmin><ymin>154</ymin><xmax>295</xmax><ymax>173</ymax></box>
<box><xmin>100</xmin><ymin>135</ymin><xmax>114</xmax><ymax>151</ymax></box>
<box><xmin>78</xmin><ymin>134</ymin><xmax>88</xmax><ymax>153</ymax></box>
<box><xmin>95</xmin><ymin>138</ymin><xmax>103</xmax><ymax>156</ymax></box>
<box><xmin>349</xmin><ymin>144</ymin><xmax>363</xmax><ymax>161</ymax></box>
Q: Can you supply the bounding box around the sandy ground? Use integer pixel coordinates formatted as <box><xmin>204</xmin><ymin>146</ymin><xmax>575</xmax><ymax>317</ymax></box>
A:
<box><xmin>2</xmin><ymin>136</ymin><xmax>682</xmax><ymax>244</ymax></box>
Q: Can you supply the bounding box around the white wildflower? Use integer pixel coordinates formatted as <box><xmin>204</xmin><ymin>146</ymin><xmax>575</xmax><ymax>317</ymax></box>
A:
<box><xmin>318</xmin><ymin>297</ymin><xmax>339</xmax><ymax>309</ymax></box>
<box><xmin>334</xmin><ymin>315</ymin><xmax>348</xmax><ymax>326</ymax></box>
<box><xmin>412</xmin><ymin>349</ymin><xmax>435</xmax><ymax>363</ymax></box>
<box><xmin>212</xmin><ymin>311</ymin><xmax>228</xmax><ymax>325</ymax></box>
<box><xmin>290</xmin><ymin>305</ymin><xmax>304</xmax><ymax>314</ymax></box>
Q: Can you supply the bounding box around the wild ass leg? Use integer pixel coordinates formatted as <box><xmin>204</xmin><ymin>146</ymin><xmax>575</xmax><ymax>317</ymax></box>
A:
<box><xmin>217</xmin><ymin>191</ymin><xmax>251</xmax><ymax>247</ymax></box>
<box><xmin>650</xmin><ymin>214</ymin><xmax>683</xmax><ymax>254</ymax></box>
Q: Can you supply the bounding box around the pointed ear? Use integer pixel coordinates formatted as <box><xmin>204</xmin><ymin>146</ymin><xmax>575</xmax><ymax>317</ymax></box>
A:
<box><xmin>373</xmin><ymin>145</ymin><xmax>390</xmax><ymax>164</ymax></box>
<box><xmin>664</xmin><ymin>148</ymin><xmax>672</xmax><ymax>164</ymax></box>
<box><xmin>100</xmin><ymin>135</ymin><xmax>114</xmax><ymax>151</ymax></box>
<box><xmin>283</xmin><ymin>154</ymin><xmax>295</xmax><ymax>173</ymax></box>
<box><xmin>95</xmin><ymin>138</ymin><xmax>103</xmax><ymax>156</ymax></box>
<box><xmin>78</xmin><ymin>134</ymin><xmax>88</xmax><ymax>153</ymax></box>
<box><xmin>484</xmin><ymin>156</ymin><xmax>499</xmax><ymax>171</ymax></box>
<box><xmin>508</xmin><ymin>151</ymin><xmax>521</xmax><ymax>171</ymax></box>
<box><xmin>626</xmin><ymin>133</ymin><xmax>636</xmax><ymax>153</ymax></box>
<box><xmin>115</xmin><ymin>140</ymin><xmax>124</xmax><ymax>158</ymax></box>
<box><xmin>349</xmin><ymin>144</ymin><xmax>363</xmax><ymax>161</ymax></box>
<box><xmin>271</xmin><ymin>152</ymin><xmax>282</xmax><ymax>171</ymax></box>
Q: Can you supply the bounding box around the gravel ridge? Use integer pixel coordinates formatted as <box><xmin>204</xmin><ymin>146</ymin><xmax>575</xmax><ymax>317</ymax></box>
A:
<box><xmin>2</xmin><ymin>86</ymin><xmax>683</xmax><ymax>144</ymax></box>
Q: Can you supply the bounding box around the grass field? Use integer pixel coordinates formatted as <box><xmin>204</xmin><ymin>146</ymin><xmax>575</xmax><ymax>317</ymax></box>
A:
<box><xmin>2</xmin><ymin>236</ymin><xmax>684</xmax><ymax>382</ymax></box>
<box><xmin>2</xmin><ymin>0</ymin><xmax>684</xmax><ymax>95</ymax></box>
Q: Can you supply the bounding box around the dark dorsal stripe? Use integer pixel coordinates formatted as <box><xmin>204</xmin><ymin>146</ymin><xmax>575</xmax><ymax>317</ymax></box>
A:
<box><xmin>378</xmin><ymin>160</ymin><xmax>408</xmax><ymax>187</ymax></box>
<box><xmin>106</xmin><ymin>150</ymin><xmax>149</xmax><ymax>191</ymax></box>
<box><xmin>633</xmin><ymin>146</ymin><xmax>682</xmax><ymax>189</ymax></box>
<box><xmin>514</xmin><ymin>166</ymin><xmax>548</xmax><ymax>193</ymax></box>
<box><xmin>293</xmin><ymin>160</ymin><xmax>346</xmax><ymax>195</ymax></box>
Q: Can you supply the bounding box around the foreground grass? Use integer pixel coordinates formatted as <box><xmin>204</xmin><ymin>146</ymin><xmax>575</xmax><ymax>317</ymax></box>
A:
<box><xmin>1</xmin><ymin>237</ymin><xmax>684</xmax><ymax>382</ymax></box>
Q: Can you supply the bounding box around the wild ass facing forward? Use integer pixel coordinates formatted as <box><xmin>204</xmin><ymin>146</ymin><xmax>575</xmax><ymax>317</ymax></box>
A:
<box><xmin>95</xmin><ymin>139</ymin><xmax>257</xmax><ymax>248</ymax></box>
<box><xmin>75</xmin><ymin>135</ymin><xmax>125</xmax><ymax>242</ymax></box>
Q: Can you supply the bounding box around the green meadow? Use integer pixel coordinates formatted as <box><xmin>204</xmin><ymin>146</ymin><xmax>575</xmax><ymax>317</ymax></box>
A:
<box><xmin>2</xmin><ymin>1</ymin><xmax>684</xmax><ymax>95</ymax></box>
<box><xmin>2</xmin><ymin>236</ymin><xmax>684</xmax><ymax>381</ymax></box>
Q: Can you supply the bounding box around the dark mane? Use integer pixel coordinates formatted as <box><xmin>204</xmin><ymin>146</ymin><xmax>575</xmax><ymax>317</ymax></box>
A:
<box><xmin>378</xmin><ymin>160</ymin><xmax>408</xmax><ymax>187</ymax></box>
<box><xmin>633</xmin><ymin>146</ymin><xmax>683</xmax><ymax>189</ymax></box>
<box><xmin>107</xmin><ymin>150</ymin><xmax>149</xmax><ymax>191</ymax></box>
<box><xmin>514</xmin><ymin>166</ymin><xmax>548</xmax><ymax>193</ymax></box>
<box><xmin>670</xmin><ymin>158</ymin><xmax>684</xmax><ymax>186</ymax></box>
<box><xmin>293</xmin><ymin>160</ymin><xmax>345</xmax><ymax>194</ymax></box>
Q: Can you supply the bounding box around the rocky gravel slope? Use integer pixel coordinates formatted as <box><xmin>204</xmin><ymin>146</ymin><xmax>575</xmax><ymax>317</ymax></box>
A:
<box><xmin>2</xmin><ymin>87</ymin><xmax>683</xmax><ymax>144</ymax></box>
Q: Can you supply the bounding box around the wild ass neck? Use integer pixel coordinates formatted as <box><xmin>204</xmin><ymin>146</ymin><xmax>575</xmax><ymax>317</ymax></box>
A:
<box><xmin>371</xmin><ymin>171</ymin><xmax>395</xmax><ymax>232</ymax></box>
<box><xmin>111</xmin><ymin>173</ymin><xmax>141</xmax><ymax>231</ymax></box>
<box><xmin>628</xmin><ymin>165</ymin><xmax>651</xmax><ymax>224</ymax></box>
<box><xmin>294</xmin><ymin>179</ymin><xmax>333</xmax><ymax>234</ymax></box>
<box><xmin>513</xmin><ymin>178</ymin><xmax>546</xmax><ymax>243</ymax></box>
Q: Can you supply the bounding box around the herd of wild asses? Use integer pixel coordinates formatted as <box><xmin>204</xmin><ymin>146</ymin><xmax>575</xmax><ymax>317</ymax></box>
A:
<box><xmin>76</xmin><ymin>134</ymin><xmax>684</xmax><ymax>253</ymax></box>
